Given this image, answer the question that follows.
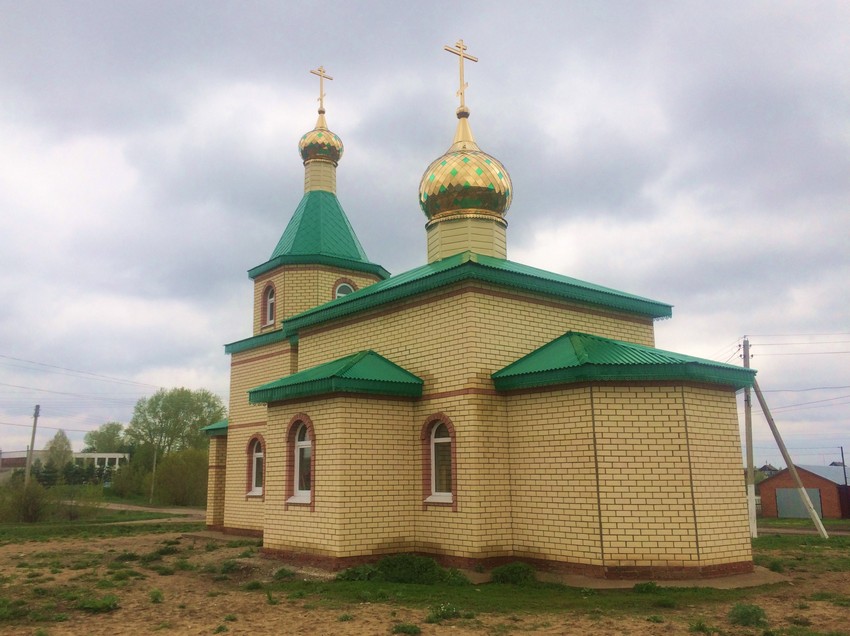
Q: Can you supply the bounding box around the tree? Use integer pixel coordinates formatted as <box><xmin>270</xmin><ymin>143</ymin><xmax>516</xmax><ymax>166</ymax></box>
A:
<box><xmin>44</xmin><ymin>429</ymin><xmax>74</xmax><ymax>470</ymax></box>
<box><xmin>155</xmin><ymin>448</ymin><xmax>209</xmax><ymax>506</ymax></box>
<box><xmin>83</xmin><ymin>422</ymin><xmax>127</xmax><ymax>453</ymax></box>
<box><xmin>124</xmin><ymin>388</ymin><xmax>226</xmax><ymax>457</ymax></box>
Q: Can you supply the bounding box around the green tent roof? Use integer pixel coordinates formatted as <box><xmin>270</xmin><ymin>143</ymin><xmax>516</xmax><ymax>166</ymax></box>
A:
<box><xmin>282</xmin><ymin>251</ymin><xmax>671</xmax><ymax>338</ymax></box>
<box><xmin>492</xmin><ymin>331</ymin><xmax>756</xmax><ymax>391</ymax></box>
<box><xmin>201</xmin><ymin>419</ymin><xmax>228</xmax><ymax>437</ymax></box>
<box><xmin>248</xmin><ymin>190</ymin><xmax>389</xmax><ymax>280</ymax></box>
<box><xmin>248</xmin><ymin>350</ymin><xmax>423</xmax><ymax>404</ymax></box>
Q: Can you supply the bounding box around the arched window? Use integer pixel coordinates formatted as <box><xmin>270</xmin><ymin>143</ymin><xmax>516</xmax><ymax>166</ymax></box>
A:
<box><xmin>247</xmin><ymin>437</ymin><xmax>264</xmax><ymax>496</ymax></box>
<box><xmin>334</xmin><ymin>282</ymin><xmax>354</xmax><ymax>299</ymax></box>
<box><xmin>286</xmin><ymin>416</ymin><xmax>314</xmax><ymax>505</ymax></box>
<box><xmin>431</xmin><ymin>423</ymin><xmax>451</xmax><ymax>497</ymax></box>
<box><xmin>263</xmin><ymin>285</ymin><xmax>275</xmax><ymax>325</ymax></box>
<box><xmin>421</xmin><ymin>415</ymin><xmax>455</xmax><ymax>507</ymax></box>
<box><xmin>295</xmin><ymin>423</ymin><xmax>312</xmax><ymax>497</ymax></box>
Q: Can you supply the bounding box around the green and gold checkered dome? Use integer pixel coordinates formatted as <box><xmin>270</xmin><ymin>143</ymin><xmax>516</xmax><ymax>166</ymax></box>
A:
<box><xmin>419</xmin><ymin>107</ymin><xmax>512</xmax><ymax>220</ymax></box>
<box><xmin>299</xmin><ymin>110</ymin><xmax>344</xmax><ymax>165</ymax></box>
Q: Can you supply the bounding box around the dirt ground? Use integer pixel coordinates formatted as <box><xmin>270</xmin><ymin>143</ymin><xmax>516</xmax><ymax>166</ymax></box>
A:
<box><xmin>1</xmin><ymin>530</ymin><xmax>849</xmax><ymax>636</ymax></box>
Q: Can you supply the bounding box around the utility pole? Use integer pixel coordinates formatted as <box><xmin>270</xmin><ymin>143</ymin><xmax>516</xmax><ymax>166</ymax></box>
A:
<box><xmin>24</xmin><ymin>405</ymin><xmax>40</xmax><ymax>486</ymax></box>
<box><xmin>743</xmin><ymin>337</ymin><xmax>757</xmax><ymax>538</ymax></box>
<box><xmin>753</xmin><ymin>380</ymin><xmax>828</xmax><ymax>539</ymax></box>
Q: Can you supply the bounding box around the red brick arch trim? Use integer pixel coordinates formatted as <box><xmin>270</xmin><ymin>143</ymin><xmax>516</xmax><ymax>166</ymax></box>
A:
<box><xmin>261</xmin><ymin>282</ymin><xmax>277</xmax><ymax>326</ymax></box>
<box><xmin>331</xmin><ymin>277</ymin><xmax>358</xmax><ymax>299</ymax></box>
<box><xmin>420</xmin><ymin>413</ymin><xmax>458</xmax><ymax>512</ymax></box>
<box><xmin>245</xmin><ymin>433</ymin><xmax>266</xmax><ymax>500</ymax></box>
<box><xmin>285</xmin><ymin>413</ymin><xmax>316</xmax><ymax>511</ymax></box>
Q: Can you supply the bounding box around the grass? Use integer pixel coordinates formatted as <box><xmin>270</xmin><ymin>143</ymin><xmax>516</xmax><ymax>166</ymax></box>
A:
<box><xmin>752</xmin><ymin>535</ymin><xmax>850</xmax><ymax>574</ymax></box>
<box><xmin>0</xmin><ymin>521</ymin><xmax>204</xmax><ymax>544</ymax></box>
<box><xmin>1</xmin><ymin>525</ymin><xmax>849</xmax><ymax>631</ymax></box>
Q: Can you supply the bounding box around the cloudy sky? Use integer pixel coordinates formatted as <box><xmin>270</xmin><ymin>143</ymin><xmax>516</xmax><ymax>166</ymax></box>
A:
<box><xmin>1</xmin><ymin>1</ymin><xmax>847</xmax><ymax>468</ymax></box>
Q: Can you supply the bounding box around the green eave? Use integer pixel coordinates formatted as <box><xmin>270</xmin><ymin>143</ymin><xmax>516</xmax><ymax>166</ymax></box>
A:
<box><xmin>248</xmin><ymin>252</ymin><xmax>390</xmax><ymax>280</ymax></box>
<box><xmin>248</xmin><ymin>190</ymin><xmax>389</xmax><ymax>280</ymax></box>
<box><xmin>248</xmin><ymin>350</ymin><xmax>423</xmax><ymax>403</ymax></box>
<box><xmin>282</xmin><ymin>251</ymin><xmax>672</xmax><ymax>338</ymax></box>
<box><xmin>224</xmin><ymin>329</ymin><xmax>288</xmax><ymax>355</ymax></box>
<box><xmin>201</xmin><ymin>419</ymin><xmax>228</xmax><ymax>437</ymax></box>
<box><xmin>492</xmin><ymin>331</ymin><xmax>756</xmax><ymax>391</ymax></box>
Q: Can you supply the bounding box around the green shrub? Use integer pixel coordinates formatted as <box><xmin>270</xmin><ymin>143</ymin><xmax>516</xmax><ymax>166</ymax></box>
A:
<box><xmin>0</xmin><ymin>481</ymin><xmax>51</xmax><ymax>523</ymax></box>
<box><xmin>272</xmin><ymin>567</ymin><xmax>295</xmax><ymax>580</ymax></box>
<box><xmin>154</xmin><ymin>448</ymin><xmax>208</xmax><ymax>506</ymax></box>
<box><xmin>336</xmin><ymin>564</ymin><xmax>379</xmax><ymax>581</ymax></box>
<box><xmin>490</xmin><ymin>562</ymin><xmax>536</xmax><ymax>586</ymax></box>
<box><xmin>391</xmin><ymin>624</ymin><xmax>422</xmax><ymax>635</ymax></box>
<box><xmin>425</xmin><ymin>602</ymin><xmax>461</xmax><ymax>623</ymax></box>
<box><xmin>633</xmin><ymin>581</ymin><xmax>660</xmax><ymax>593</ymax></box>
<box><xmin>75</xmin><ymin>594</ymin><xmax>119</xmax><ymax>613</ymax></box>
<box><xmin>149</xmin><ymin>588</ymin><xmax>164</xmax><ymax>604</ymax></box>
<box><xmin>378</xmin><ymin>554</ymin><xmax>444</xmax><ymax>584</ymax></box>
<box><xmin>728</xmin><ymin>603</ymin><xmax>768</xmax><ymax>627</ymax></box>
<box><xmin>688</xmin><ymin>618</ymin><xmax>715</xmax><ymax>633</ymax></box>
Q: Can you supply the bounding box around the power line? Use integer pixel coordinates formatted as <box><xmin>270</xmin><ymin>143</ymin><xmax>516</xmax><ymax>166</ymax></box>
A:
<box><xmin>746</xmin><ymin>332</ymin><xmax>850</xmax><ymax>337</ymax></box>
<box><xmin>0</xmin><ymin>420</ymin><xmax>97</xmax><ymax>434</ymax></box>
<box><xmin>761</xmin><ymin>385</ymin><xmax>850</xmax><ymax>392</ymax></box>
<box><xmin>772</xmin><ymin>393</ymin><xmax>850</xmax><ymax>411</ymax></box>
<box><xmin>754</xmin><ymin>340</ymin><xmax>850</xmax><ymax>346</ymax></box>
<box><xmin>0</xmin><ymin>354</ymin><xmax>161</xmax><ymax>389</ymax></box>
<box><xmin>0</xmin><ymin>382</ymin><xmax>144</xmax><ymax>403</ymax></box>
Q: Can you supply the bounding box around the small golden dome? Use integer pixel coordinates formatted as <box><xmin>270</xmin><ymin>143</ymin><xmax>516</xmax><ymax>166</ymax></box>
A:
<box><xmin>299</xmin><ymin>110</ymin><xmax>344</xmax><ymax>165</ymax></box>
<box><xmin>419</xmin><ymin>109</ymin><xmax>512</xmax><ymax>219</ymax></box>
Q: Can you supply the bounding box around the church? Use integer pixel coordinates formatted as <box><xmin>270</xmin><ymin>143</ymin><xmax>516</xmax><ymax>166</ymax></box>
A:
<box><xmin>204</xmin><ymin>43</ymin><xmax>756</xmax><ymax>579</ymax></box>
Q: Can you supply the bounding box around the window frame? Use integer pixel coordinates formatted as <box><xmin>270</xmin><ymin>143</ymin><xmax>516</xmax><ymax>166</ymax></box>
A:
<box><xmin>421</xmin><ymin>414</ymin><xmax>457</xmax><ymax>509</ymax></box>
<box><xmin>263</xmin><ymin>284</ymin><xmax>276</xmax><ymax>326</ymax></box>
<box><xmin>286</xmin><ymin>414</ymin><xmax>315</xmax><ymax>507</ymax></box>
<box><xmin>245</xmin><ymin>435</ymin><xmax>265</xmax><ymax>498</ymax></box>
<box><xmin>332</xmin><ymin>277</ymin><xmax>357</xmax><ymax>300</ymax></box>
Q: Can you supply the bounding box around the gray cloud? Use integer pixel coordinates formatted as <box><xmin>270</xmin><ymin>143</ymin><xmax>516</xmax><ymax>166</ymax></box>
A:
<box><xmin>1</xmin><ymin>1</ymin><xmax>847</xmax><ymax>465</ymax></box>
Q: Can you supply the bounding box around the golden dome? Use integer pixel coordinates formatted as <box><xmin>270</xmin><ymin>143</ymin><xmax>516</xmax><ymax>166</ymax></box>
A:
<box><xmin>299</xmin><ymin>110</ymin><xmax>344</xmax><ymax>165</ymax></box>
<box><xmin>419</xmin><ymin>108</ymin><xmax>512</xmax><ymax>220</ymax></box>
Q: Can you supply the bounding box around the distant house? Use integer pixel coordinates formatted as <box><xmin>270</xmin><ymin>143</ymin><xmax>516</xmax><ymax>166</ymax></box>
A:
<box><xmin>757</xmin><ymin>463</ymin><xmax>779</xmax><ymax>478</ymax></box>
<box><xmin>759</xmin><ymin>465</ymin><xmax>850</xmax><ymax>519</ymax></box>
<box><xmin>0</xmin><ymin>450</ymin><xmax>128</xmax><ymax>472</ymax></box>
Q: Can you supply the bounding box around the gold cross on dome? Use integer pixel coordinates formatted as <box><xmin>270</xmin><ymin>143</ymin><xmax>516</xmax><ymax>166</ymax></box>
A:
<box><xmin>443</xmin><ymin>39</ymin><xmax>478</xmax><ymax>109</ymax></box>
<box><xmin>310</xmin><ymin>65</ymin><xmax>333</xmax><ymax>112</ymax></box>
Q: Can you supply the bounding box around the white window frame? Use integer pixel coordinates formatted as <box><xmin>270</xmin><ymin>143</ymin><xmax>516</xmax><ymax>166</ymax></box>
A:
<box><xmin>264</xmin><ymin>286</ymin><xmax>275</xmax><ymax>325</ymax></box>
<box><xmin>334</xmin><ymin>283</ymin><xmax>354</xmax><ymax>299</ymax></box>
<box><xmin>288</xmin><ymin>423</ymin><xmax>312</xmax><ymax>504</ymax></box>
<box><xmin>426</xmin><ymin>422</ymin><xmax>452</xmax><ymax>504</ymax></box>
<box><xmin>249</xmin><ymin>439</ymin><xmax>264</xmax><ymax>496</ymax></box>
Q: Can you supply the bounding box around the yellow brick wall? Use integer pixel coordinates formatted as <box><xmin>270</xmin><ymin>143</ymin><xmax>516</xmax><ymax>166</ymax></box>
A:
<box><xmin>506</xmin><ymin>387</ymin><xmax>603</xmax><ymax>566</ymax></box>
<box><xmin>205</xmin><ymin>436</ymin><xmax>227</xmax><ymax>527</ymax></box>
<box><xmin>252</xmin><ymin>266</ymin><xmax>381</xmax><ymax>335</ymax></box>
<box><xmin>287</xmin><ymin>281</ymin><xmax>656</xmax><ymax>560</ymax></box>
<box><xmin>426</xmin><ymin>217</ymin><xmax>507</xmax><ymax>261</ymax></box>
<box><xmin>222</xmin><ymin>340</ymin><xmax>292</xmax><ymax>532</ymax></box>
<box><xmin>299</xmin><ymin>282</ymin><xmax>656</xmax><ymax>396</ymax></box>
<box><xmin>262</xmin><ymin>397</ymin><xmax>417</xmax><ymax>557</ymax></box>
<box><xmin>412</xmin><ymin>393</ymin><xmax>514</xmax><ymax>560</ymax></box>
<box><xmin>682</xmin><ymin>386</ymin><xmax>752</xmax><ymax>566</ymax></box>
<box><xmin>593</xmin><ymin>385</ymin><xmax>700</xmax><ymax>568</ymax></box>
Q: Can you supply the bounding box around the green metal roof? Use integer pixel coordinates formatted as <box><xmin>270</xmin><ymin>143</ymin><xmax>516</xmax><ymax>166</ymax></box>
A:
<box><xmin>201</xmin><ymin>419</ymin><xmax>228</xmax><ymax>437</ymax></box>
<box><xmin>492</xmin><ymin>331</ymin><xmax>756</xmax><ymax>391</ymax></box>
<box><xmin>282</xmin><ymin>251</ymin><xmax>672</xmax><ymax>337</ymax></box>
<box><xmin>248</xmin><ymin>350</ymin><xmax>423</xmax><ymax>404</ymax></box>
<box><xmin>249</xmin><ymin>190</ymin><xmax>389</xmax><ymax>280</ymax></box>
<box><xmin>224</xmin><ymin>328</ymin><xmax>289</xmax><ymax>355</ymax></box>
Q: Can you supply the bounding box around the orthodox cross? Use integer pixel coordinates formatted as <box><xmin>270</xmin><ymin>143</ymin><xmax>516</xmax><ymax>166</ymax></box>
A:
<box><xmin>310</xmin><ymin>65</ymin><xmax>333</xmax><ymax>112</ymax></box>
<box><xmin>443</xmin><ymin>39</ymin><xmax>478</xmax><ymax>109</ymax></box>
